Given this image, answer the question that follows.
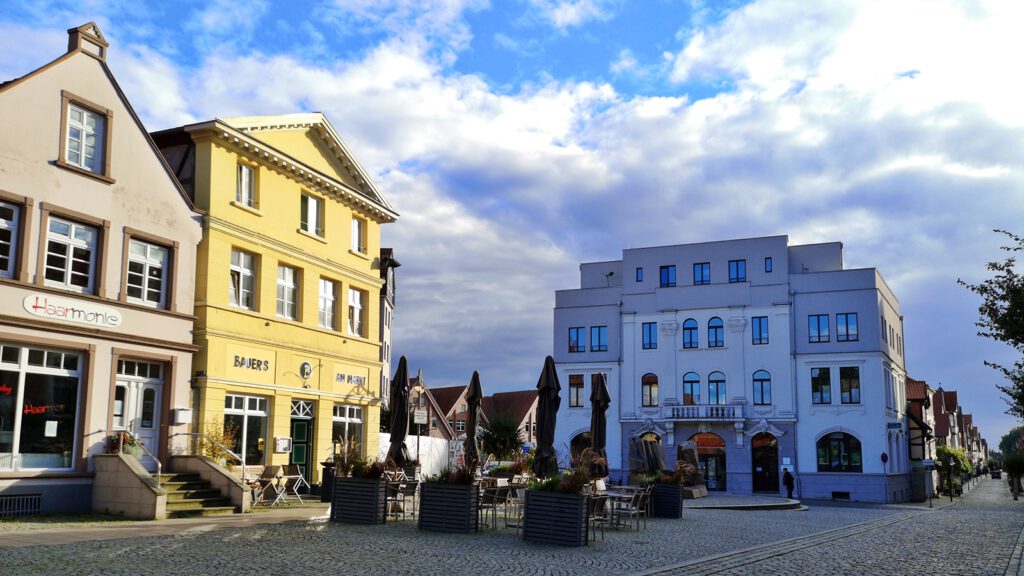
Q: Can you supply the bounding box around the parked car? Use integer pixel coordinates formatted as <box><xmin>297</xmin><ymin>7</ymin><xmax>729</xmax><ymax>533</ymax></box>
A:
<box><xmin>991</xmin><ymin>469</ymin><xmax>1002</xmax><ymax>479</ymax></box>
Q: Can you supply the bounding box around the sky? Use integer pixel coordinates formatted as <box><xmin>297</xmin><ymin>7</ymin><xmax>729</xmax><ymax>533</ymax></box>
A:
<box><xmin>1</xmin><ymin>0</ymin><xmax>1022</xmax><ymax>448</ymax></box>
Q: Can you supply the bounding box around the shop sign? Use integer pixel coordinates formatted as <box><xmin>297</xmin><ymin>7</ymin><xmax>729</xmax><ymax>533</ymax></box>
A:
<box><xmin>414</xmin><ymin>409</ymin><xmax>428</xmax><ymax>425</ymax></box>
<box><xmin>233</xmin><ymin>355</ymin><xmax>270</xmax><ymax>371</ymax></box>
<box><xmin>335</xmin><ymin>372</ymin><xmax>367</xmax><ymax>387</ymax></box>
<box><xmin>23</xmin><ymin>294</ymin><xmax>122</xmax><ymax>328</ymax></box>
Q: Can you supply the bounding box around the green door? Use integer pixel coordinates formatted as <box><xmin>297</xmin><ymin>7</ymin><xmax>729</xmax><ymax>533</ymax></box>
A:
<box><xmin>290</xmin><ymin>418</ymin><xmax>311</xmax><ymax>493</ymax></box>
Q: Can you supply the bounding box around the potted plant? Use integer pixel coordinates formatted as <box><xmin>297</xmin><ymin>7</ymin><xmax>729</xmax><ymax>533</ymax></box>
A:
<box><xmin>107</xmin><ymin>431</ymin><xmax>143</xmax><ymax>457</ymax></box>
<box><xmin>418</xmin><ymin>464</ymin><xmax>479</xmax><ymax>533</ymax></box>
<box><xmin>330</xmin><ymin>451</ymin><xmax>387</xmax><ymax>525</ymax></box>
<box><xmin>522</xmin><ymin>450</ymin><xmax>594</xmax><ymax>547</ymax></box>
<box><xmin>647</xmin><ymin>460</ymin><xmax>697</xmax><ymax>518</ymax></box>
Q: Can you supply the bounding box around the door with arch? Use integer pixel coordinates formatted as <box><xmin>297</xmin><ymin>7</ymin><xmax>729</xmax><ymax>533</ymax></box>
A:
<box><xmin>113</xmin><ymin>359</ymin><xmax>163</xmax><ymax>472</ymax></box>
<box><xmin>691</xmin><ymin>432</ymin><xmax>726</xmax><ymax>491</ymax></box>
<box><xmin>751</xmin><ymin>432</ymin><xmax>779</xmax><ymax>492</ymax></box>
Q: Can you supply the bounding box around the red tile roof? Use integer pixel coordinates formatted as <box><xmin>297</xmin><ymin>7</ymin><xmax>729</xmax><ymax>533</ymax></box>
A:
<box><xmin>963</xmin><ymin>414</ymin><xmax>973</xmax><ymax>428</ymax></box>
<box><xmin>906</xmin><ymin>377</ymin><xmax>928</xmax><ymax>400</ymax></box>
<box><xmin>431</xmin><ymin>385</ymin><xmax>467</xmax><ymax>417</ymax></box>
<box><xmin>943</xmin><ymin>390</ymin><xmax>959</xmax><ymax>412</ymax></box>
<box><xmin>484</xmin><ymin>390</ymin><xmax>538</xmax><ymax>426</ymax></box>
<box><xmin>932</xmin><ymin>389</ymin><xmax>949</xmax><ymax>437</ymax></box>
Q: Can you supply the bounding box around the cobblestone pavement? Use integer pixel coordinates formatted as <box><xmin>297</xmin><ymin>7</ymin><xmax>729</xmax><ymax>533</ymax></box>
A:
<box><xmin>1</xmin><ymin>478</ymin><xmax>1020</xmax><ymax>575</ymax></box>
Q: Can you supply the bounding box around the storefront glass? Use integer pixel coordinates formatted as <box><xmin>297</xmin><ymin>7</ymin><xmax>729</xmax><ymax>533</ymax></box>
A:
<box><xmin>0</xmin><ymin>343</ymin><xmax>81</xmax><ymax>471</ymax></box>
<box><xmin>225</xmin><ymin>394</ymin><xmax>267</xmax><ymax>466</ymax></box>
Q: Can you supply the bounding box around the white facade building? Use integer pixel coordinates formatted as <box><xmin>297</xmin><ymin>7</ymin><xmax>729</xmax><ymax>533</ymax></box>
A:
<box><xmin>553</xmin><ymin>236</ymin><xmax>911</xmax><ymax>502</ymax></box>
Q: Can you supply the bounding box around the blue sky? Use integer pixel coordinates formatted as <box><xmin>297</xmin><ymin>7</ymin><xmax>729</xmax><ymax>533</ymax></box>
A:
<box><xmin>2</xmin><ymin>0</ymin><xmax>1023</xmax><ymax>447</ymax></box>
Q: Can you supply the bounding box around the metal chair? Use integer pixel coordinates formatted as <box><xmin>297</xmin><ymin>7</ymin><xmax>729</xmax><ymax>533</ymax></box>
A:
<box><xmin>588</xmin><ymin>494</ymin><xmax>609</xmax><ymax>541</ymax></box>
<box><xmin>479</xmin><ymin>485</ymin><xmax>511</xmax><ymax>530</ymax></box>
<box><xmin>251</xmin><ymin>465</ymin><xmax>283</xmax><ymax>506</ymax></box>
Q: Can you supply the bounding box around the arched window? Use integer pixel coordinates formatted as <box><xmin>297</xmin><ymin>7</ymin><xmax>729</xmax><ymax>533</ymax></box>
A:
<box><xmin>752</xmin><ymin>370</ymin><xmax>771</xmax><ymax>405</ymax></box>
<box><xmin>682</xmin><ymin>319</ymin><xmax>698</xmax><ymax>349</ymax></box>
<box><xmin>708</xmin><ymin>371</ymin><xmax>726</xmax><ymax>404</ymax></box>
<box><xmin>641</xmin><ymin>373</ymin><xmax>659</xmax><ymax>407</ymax></box>
<box><xmin>682</xmin><ymin>372</ymin><xmax>700</xmax><ymax>405</ymax></box>
<box><xmin>708</xmin><ymin>317</ymin><xmax>724</xmax><ymax>348</ymax></box>
<box><xmin>816</xmin><ymin>432</ymin><xmax>862</xmax><ymax>473</ymax></box>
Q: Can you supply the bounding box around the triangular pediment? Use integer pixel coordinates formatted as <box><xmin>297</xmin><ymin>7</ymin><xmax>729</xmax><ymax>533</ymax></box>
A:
<box><xmin>222</xmin><ymin>113</ymin><xmax>392</xmax><ymax>212</ymax></box>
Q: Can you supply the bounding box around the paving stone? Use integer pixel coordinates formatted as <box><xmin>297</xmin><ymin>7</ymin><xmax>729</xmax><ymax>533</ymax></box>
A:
<box><xmin>0</xmin><ymin>478</ymin><xmax>1019</xmax><ymax>575</ymax></box>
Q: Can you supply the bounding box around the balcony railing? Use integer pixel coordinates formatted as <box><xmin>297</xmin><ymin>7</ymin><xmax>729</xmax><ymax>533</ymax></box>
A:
<box><xmin>666</xmin><ymin>404</ymin><xmax>742</xmax><ymax>420</ymax></box>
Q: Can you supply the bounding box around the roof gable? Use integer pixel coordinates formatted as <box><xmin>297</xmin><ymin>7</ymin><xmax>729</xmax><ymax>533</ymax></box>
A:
<box><xmin>486</xmin><ymin>390</ymin><xmax>538</xmax><ymax>426</ymax></box>
<box><xmin>0</xmin><ymin>24</ymin><xmax>198</xmax><ymax>214</ymax></box>
<box><xmin>222</xmin><ymin>113</ymin><xmax>392</xmax><ymax>212</ymax></box>
<box><xmin>431</xmin><ymin>385</ymin><xmax>467</xmax><ymax>417</ymax></box>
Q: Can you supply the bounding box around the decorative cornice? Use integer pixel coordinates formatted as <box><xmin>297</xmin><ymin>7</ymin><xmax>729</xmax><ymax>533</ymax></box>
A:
<box><xmin>187</xmin><ymin>120</ymin><xmax>397</xmax><ymax>224</ymax></box>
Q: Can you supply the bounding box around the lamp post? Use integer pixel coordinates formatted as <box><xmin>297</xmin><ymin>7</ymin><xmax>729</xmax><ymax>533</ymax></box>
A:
<box><xmin>947</xmin><ymin>457</ymin><xmax>955</xmax><ymax>502</ymax></box>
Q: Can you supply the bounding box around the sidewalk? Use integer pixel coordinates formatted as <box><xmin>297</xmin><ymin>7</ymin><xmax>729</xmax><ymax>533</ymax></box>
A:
<box><xmin>0</xmin><ymin>503</ymin><xmax>331</xmax><ymax>548</ymax></box>
<box><xmin>683</xmin><ymin>493</ymin><xmax>803</xmax><ymax>510</ymax></box>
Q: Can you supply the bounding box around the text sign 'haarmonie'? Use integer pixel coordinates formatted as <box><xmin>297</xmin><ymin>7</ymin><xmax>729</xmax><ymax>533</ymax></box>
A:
<box><xmin>23</xmin><ymin>294</ymin><xmax>123</xmax><ymax>328</ymax></box>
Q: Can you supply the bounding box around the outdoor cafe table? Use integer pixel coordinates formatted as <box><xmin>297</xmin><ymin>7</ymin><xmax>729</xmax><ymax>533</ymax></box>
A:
<box><xmin>603</xmin><ymin>489</ymin><xmax>639</xmax><ymax>529</ymax></box>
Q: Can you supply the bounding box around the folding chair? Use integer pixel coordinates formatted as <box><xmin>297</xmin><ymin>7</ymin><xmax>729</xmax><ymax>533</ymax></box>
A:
<box><xmin>251</xmin><ymin>465</ymin><xmax>282</xmax><ymax>506</ymax></box>
<box><xmin>280</xmin><ymin>464</ymin><xmax>309</xmax><ymax>504</ymax></box>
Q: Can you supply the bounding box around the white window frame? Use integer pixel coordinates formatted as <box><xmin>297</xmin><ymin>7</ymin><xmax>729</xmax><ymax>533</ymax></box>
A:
<box><xmin>236</xmin><ymin>163</ymin><xmax>255</xmax><ymax>207</ymax></box>
<box><xmin>301</xmin><ymin>194</ymin><xmax>323</xmax><ymax>237</ymax></box>
<box><xmin>224</xmin><ymin>393</ymin><xmax>268</xmax><ymax>466</ymax></box>
<box><xmin>332</xmin><ymin>404</ymin><xmax>364</xmax><ymax>446</ymax></box>
<box><xmin>351</xmin><ymin>216</ymin><xmax>366</xmax><ymax>253</ymax></box>
<box><xmin>318</xmin><ymin>278</ymin><xmax>337</xmax><ymax>330</ymax></box>
<box><xmin>66</xmin><ymin>103</ymin><xmax>105</xmax><ymax>173</ymax></box>
<box><xmin>276</xmin><ymin>265</ymin><xmax>298</xmax><ymax>320</ymax></box>
<box><xmin>44</xmin><ymin>217</ymin><xmax>97</xmax><ymax>293</ymax></box>
<box><xmin>0</xmin><ymin>201</ymin><xmax>18</xmax><ymax>279</ymax></box>
<box><xmin>229</xmin><ymin>249</ymin><xmax>256</xmax><ymax>310</ymax></box>
<box><xmin>126</xmin><ymin>239</ymin><xmax>169</xmax><ymax>308</ymax></box>
<box><xmin>348</xmin><ymin>287</ymin><xmax>365</xmax><ymax>337</ymax></box>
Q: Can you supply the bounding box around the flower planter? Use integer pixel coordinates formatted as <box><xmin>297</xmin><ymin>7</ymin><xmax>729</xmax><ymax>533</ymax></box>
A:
<box><xmin>522</xmin><ymin>490</ymin><xmax>589</xmax><ymax>547</ymax></box>
<box><xmin>331</xmin><ymin>477</ymin><xmax>386</xmax><ymax>525</ymax></box>
<box><xmin>418</xmin><ymin>482</ymin><xmax>479</xmax><ymax>533</ymax></box>
<box><xmin>651</xmin><ymin>484</ymin><xmax>684</xmax><ymax>518</ymax></box>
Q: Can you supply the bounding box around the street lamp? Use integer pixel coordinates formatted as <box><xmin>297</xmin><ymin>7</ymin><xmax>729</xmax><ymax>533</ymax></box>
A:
<box><xmin>947</xmin><ymin>457</ymin><xmax>955</xmax><ymax>502</ymax></box>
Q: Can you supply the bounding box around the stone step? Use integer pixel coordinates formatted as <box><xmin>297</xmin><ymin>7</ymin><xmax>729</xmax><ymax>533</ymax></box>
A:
<box><xmin>154</xmin><ymin>473</ymin><xmax>202</xmax><ymax>483</ymax></box>
<box><xmin>165</xmin><ymin>489</ymin><xmax>223</xmax><ymax>501</ymax></box>
<box><xmin>166</xmin><ymin>506</ymin><xmax>237</xmax><ymax>519</ymax></box>
<box><xmin>161</xmin><ymin>481</ymin><xmax>213</xmax><ymax>492</ymax></box>
<box><xmin>166</xmin><ymin>497</ymin><xmax>234</xmax><ymax>511</ymax></box>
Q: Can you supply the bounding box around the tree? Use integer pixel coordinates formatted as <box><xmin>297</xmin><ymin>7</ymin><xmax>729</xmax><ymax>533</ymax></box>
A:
<box><xmin>999</xmin><ymin>426</ymin><xmax>1024</xmax><ymax>456</ymax></box>
<box><xmin>480</xmin><ymin>412</ymin><xmax>524</xmax><ymax>460</ymax></box>
<box><xmin>958</xmin><ymin>230</ymin><xmax>1024</xmax><ymax>419</ymax></box>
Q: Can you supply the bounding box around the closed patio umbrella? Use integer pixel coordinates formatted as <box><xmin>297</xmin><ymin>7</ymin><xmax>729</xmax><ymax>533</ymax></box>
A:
<box><xmin>532</xmin><ymin>356</ymin><xmax>562</xmax><ymax>479</ymax></box>
<box><xmin>386</xmin><ymin>356</ymin><xmax>411</xmax><ymax>468</ymax></box>
<box><xmin>464</xmin><ymin>371</ymin><xmax>483</xmax><ymax>471</ymax></box>
<box><xmin>589</xmin><ymin>373</ymin><xmax>611</xmax><ymax>478</ymax></box>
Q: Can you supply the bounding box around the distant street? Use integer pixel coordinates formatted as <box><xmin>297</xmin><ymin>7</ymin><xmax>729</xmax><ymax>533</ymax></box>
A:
<box><xmin>2</xmin><ymin>478</ymin><xmax>1021</xmax><ymax>575</ymax></box>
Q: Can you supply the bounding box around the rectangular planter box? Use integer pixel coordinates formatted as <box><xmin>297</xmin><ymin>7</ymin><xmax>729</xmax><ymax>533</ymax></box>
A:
<box><xmin>418</xmin><ymin>482</ymin><xmax>479</xmax><ymax>533</ymax></box>
<box><xmin>331</xmin><ymin>477</ymin><xmax>386</xmax><ymax>525</ymax></box>
<box><xmin>651</xmin><ymin>484</ymin><xmax>684</xmax><ymax>518</ymax></box>
<box><xmin>522</xmin><ymin>490</ymin><xmax>589</xmax><ymax>547</ymax></box>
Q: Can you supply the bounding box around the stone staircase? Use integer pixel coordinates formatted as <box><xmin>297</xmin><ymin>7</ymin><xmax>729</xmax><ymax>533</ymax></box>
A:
<box><xmin>155</xmin><ymin>472</ymin><xmax>237</xmax><ymax>518</ymax></box>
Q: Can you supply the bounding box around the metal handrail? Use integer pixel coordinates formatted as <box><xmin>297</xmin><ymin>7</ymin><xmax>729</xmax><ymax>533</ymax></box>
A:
<box><xmin>171</xmin><ymin>432</ymin><xmax>246</xmax><ymax>481</ymax></box>
<box><xmin>109</xmin><ymin>429</ymin><xmax>162</xmax><ymax>488</ymax></box>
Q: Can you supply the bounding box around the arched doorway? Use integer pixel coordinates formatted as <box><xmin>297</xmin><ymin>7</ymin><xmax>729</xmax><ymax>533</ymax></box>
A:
<box><xmin>570</xmin><ymin>432</ymin><xmax>592</xmax><ymax>464</ymax></box>
<box><xmin>691</xmin><ymin>433</ymin><xmax>726</xmax><ymax>491</ymax></box>
<box><xmin>751</xmin><ymin>432</ymin><xmax>779</xmax><ymax>492</ymax></box>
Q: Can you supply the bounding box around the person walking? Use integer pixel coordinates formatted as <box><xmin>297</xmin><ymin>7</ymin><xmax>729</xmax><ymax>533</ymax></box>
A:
<box><xmin>783</xmin><ymin>468</ymin><xmax>795</xmax><ymax>499</ymax></box>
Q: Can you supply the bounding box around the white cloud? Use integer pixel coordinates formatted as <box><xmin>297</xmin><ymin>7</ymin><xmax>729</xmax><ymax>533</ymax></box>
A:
<box><xmin>527</xmin><ymin>0</ymin><xmax>616</xmax><ymax>29</ymax></box>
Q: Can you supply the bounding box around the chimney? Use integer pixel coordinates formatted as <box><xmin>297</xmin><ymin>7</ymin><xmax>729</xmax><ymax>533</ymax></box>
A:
<box><xmin>67</xmin><ymin>22</ymin><xmax>109</xmax><ymax>61</ymax></box>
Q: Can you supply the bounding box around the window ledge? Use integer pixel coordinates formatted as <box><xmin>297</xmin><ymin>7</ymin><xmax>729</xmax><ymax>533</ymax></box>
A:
<box><xmin>54</xmin><ymin>160</ymin><xmax>115</xmax><ymax>184</ymax></box>
<box><xmin>348</xmin><ymin>249</ymin><xmax>370</xmax><ymax>261</ymax></box>
<box><xmin>230</xmin><ymin>201</ymin><xmax>263</xmax><ymax>217</ymax></box>
<box><xmin>297</xmin><ymin>228</ymin><xmax>328</xmax><ymax>244</ymax></box>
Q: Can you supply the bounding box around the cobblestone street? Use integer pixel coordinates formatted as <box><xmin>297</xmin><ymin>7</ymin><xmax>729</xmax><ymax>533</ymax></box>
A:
<box><xmin>2</xmin><ymin>478</ymin><xmax>1021</xmax><ymax>575</ymax></box>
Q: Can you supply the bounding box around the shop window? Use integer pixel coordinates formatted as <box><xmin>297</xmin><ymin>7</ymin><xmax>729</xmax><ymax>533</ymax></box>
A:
<box><xmin>816</xmin><ymin>432</ymin><xmax>863</xmax><ymax>473</ymax></box>
<box><xmin>0</xmin><ymin>344</ymin><xmax>82</xmax><ymax>471</ymax></box>
<box><xmin>333</xmin><ymin>405</ymin><xmax>363</xmax><ymax>449</ymax></box>
<box><xmin>224</xmin><ymin>393</ymin><xmax>268</xmax><ymax>466</ymax></box>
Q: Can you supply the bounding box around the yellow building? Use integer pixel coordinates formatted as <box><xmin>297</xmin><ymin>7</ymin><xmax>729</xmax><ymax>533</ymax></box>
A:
<box><xmin>153</xmin><ymin>114</ymin><xmax>397</xmax><ymax>486</ymax></box>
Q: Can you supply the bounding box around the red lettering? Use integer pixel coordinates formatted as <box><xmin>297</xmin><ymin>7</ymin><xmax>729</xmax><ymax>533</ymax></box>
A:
<box><xmin>23</xmin><ymin>404</ymin><xmax>47</xmax><ymax>415</ymax></box>
<box><xmin>0</xmin><ymin>384</ymin><xmax>11</xmax><ymax>396</ymax></box>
